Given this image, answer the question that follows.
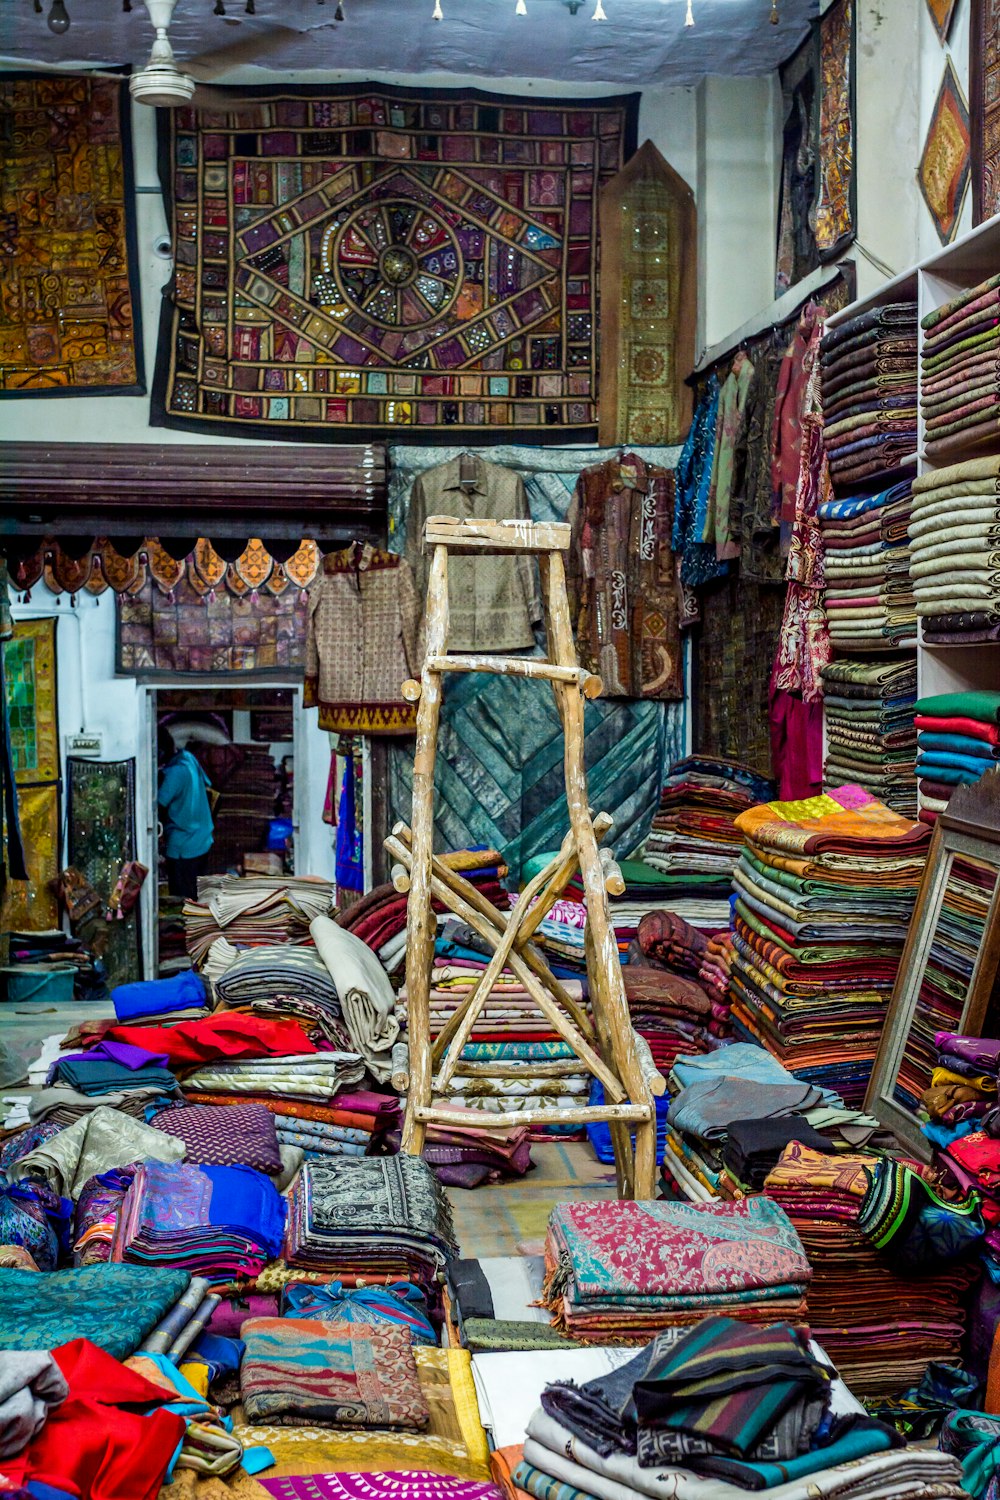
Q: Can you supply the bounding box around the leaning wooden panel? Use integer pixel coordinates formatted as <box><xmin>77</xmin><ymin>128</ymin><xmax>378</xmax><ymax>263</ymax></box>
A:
<box><xmin>598</xmin><ymin>139</ymin><xmax>697</xmax><ymax>448</ymax></box>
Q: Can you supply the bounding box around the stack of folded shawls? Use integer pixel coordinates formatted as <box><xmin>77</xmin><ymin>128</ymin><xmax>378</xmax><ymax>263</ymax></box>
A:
<box><xmin>181</xmin><ymin>1051</ymin><xmax>367</xmax><ymax>1108</ymax></box>
<box><xmin>697</xmin><ymin>932</ymin><xmax>735</xmax><ymax>1010</ymax></box>
<box><xmin>764</xmin><ymin>1141</ymin><xmax>977</xmax><ymax>1392</ymax></box>
<box><xmin>190</xmin><ymin>1088</ymin><xmax>401</xmax><ymax>1149</ymax></box>
<box><xmin>820</xmin><ymin>300</ymin><xmax>918</xmax><ymax>493</ymax></box>
<box><xmin>541</xmin><ymin>1196</ymin><xmax>811</xmax><ymax>1340</ymax></box>
<box><xmin>622</xmin><ymin>965</ymin><xmax>721</xmax><ymax>1074</ymax></box>
<box><xmin>184</xmin><ymin>875</ymin><xmax>333</xmax><ymax>968</ymax></box>
<box><xmin>820</xmin><ymin>656</ymin><xmax>918</xmax><ymax>816</ymax></box>
<box><xmin>150</xmin><ymin>1101</ymin><xmax>284</xmax><ymax>1174</ymax></box>
<box><xmin>819</xmin><ymin>480</ymin><xmax>917</xmax><ymax>650</ymax></box>
<box><xmin>446</xmin><ymin>1254</ymin><xmax>571</xmax><ymax>1352</ymax></box>
<box><xmin>914</xmin><ymin>692</ymin><xmax>1000</xmax><ymax>822</ymax></box>
<box><xmin>520</xmin><ymin>1339</ymin><xmax>964</xmax><ymax>1500</ymax></box>
<box><xmin>729</xmin><ymin>786</ymin><xmax>929</xmax><ymax>1104</ymax></box>
<box><xmin>505</xmin><ymin>894</ymin><xmax>588</xmax><ymax>975</ymax></box>
<box><xmin>533</xmin><ymin>854</ymin><xmax>734</xmax><ymax>937</ymax></box>
<box><xmin>387</xmin><ymin>1108</ymin><xmax>533</xmax><ymax>1189</ymax></box>
<box><xmin>922</xmin><ymin>1033</ymin><xmax>1000</xmax><ymax>1146</ymax></box>
<box><xmin>283</xmin><ymin>1156</ymin><xmax>457</xmax><ymax>1309</ymax></box>
<box><xmin>921</xmin><ymin>272</ymin><xmax>1000</xmax><ymax>463</ymax></box>
<box><xmin>642</xmin><ymin>756</ymin><xmax>774</xmax><ymax>899</ymax></box>
<box><xmin>113</xmin><ymin>1159</ymin><xmax>286</xmax><ymax>1282</ymax></box>
<box><xmin>214</xmin><ymin>944</ymin><xmax>346</xmax><ymax>1032</ymax></box>
<box><xmin>909</xmin><ymin>458</ymin><xmax>1000</xmax><ymax>640</ymax></box>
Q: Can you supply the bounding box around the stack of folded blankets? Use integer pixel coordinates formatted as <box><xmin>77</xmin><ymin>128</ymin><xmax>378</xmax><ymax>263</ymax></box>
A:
<box><xmin>213</xmin><ymin>942</ymin><xmax>353</xmax><ymax>1050</ymax></box>
<box><xmin>729</xmin><ymin>786</ymin><xmax>930</xmax><ymax>1105</ymax></box>
<box><xmin>446</xmin><ymin>1252</ymin><xmax>571</xmax><ymax>1351</ymax></box>
<box><xmin>819</xmin><ymin>481</ymin><xmax>917</xmax><ymax>650</ymax></box>
<box><xmin>506</xmin><ymin>893</ymin><xmax>588</xmax><ymax>977</ymax></box>
<box><xmin>658</xmin><ymin>1043</ymin><xmax>890</xmax><ymax>1204</ymax></box>
<box><xmin>909</xmin><ymin>457</ymin><xmax>1000</xmax><ymax>641</ymax></box>
<box><xmin>914</xmin><ymin>692</ymin><xmax>1000</xmax><ymax>822</ymax></box>
<box><xmin>624</xmin><ymin>912</ymin><xmax>730</xmax><ymax>1069</ymax></box>
<box><xmin>112</xmin><ymin>1159</ymin><xmax>286</xmax><ymax>1282</ymax></box>
<box><xmin>283</xmin><ymin>1155</ymin><xmax>457</xmax><ymax>1313</ymax></box>
<box><xmin>923</xmin><ymin>1033</ymin><xmax>1000</xmax><ymax>1146</ymax></box>
<box><xmin>697</xmin><ymin>931</ymin><xmax>735</xmax><ymax>1011</ymax></box>
<box><xmin>765</xmin><ymin>1141</ymin><xmax>978</xmax><ymax>1392</ymax></box>
<box><xmin>921</xmin><ymin>272</ymin><xmax>1000</xmax><ymax>463</ymax></box>
<box><xmin>402</xmin><ymin>916</ymin><xmax>592</xmax><ymax>1135</ymax></box>
<box><xmin>541</xmin><ymin>1195</ymin><xmax>811</xmax><ymax>1339</ymax></box>
<box><xmin>182</xmin><ymin>1051</ymin><xmax>368</xmax><ymax>1108</ymax></box>
<box><xmin>518</xmin><ymin>1326</ymin><xmax>966</xmax><ymax>1500</ymax></box>
<box><xmin>820</xmin><ymin>300</ymin><xmax>918</xmax><ymax>494</ymax></box>
<box><xmin>184</xmin><ymin>875</ymin><xmax>333</xmax><ymax>969</ymax></box>
<box><xmin>528</xmin><ymin>855</ymin><xmax>733</xmax><ymax>940</ymax></box>
<box><xmin>389</xmin><ymin>1109</ymin><xmax>533</xmax><ymax>1189</ymax></box>
<box><xmin>821</xmin><ymin>656</ymin><xmax>918</xmax><ymax>816</ymax></box>
<box><xmin>641</xmin><ymin>755</ymin><xmax>773</xmax><ymax>902</ymax></box>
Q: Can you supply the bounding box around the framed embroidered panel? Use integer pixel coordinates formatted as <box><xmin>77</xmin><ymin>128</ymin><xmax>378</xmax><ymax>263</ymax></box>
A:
<box><xmin>2</xmin><ymin>618</ymin><xmax>60</xmax><ymax>931</ymax></box>
<box><xmin>971</xmin><ymin>0</ymin><xmax>1000</xmax><ymax>223</ymax></box>
<box><xmin>924</xmin><ymin>0</ymin><xmax>959</xmax><ymax>43</ymax></box>
<box><xmin>0</xmin><ymin>75</ymin><xmax>143</xmax><ymax>396</ymax></box>
<box><xmin>813</xmin><ymin>0</ymin><xmax>857</xmax><ymax>260</ymax></box>
<box><xmin>152</xmin><ymin>85</ymin><xmax>638</xmax><ymax>444</ymax></box>
<box><xmin>919</xmin><ymin>60</ymin><xmax>971</xmax><ymax>244</ymax></box>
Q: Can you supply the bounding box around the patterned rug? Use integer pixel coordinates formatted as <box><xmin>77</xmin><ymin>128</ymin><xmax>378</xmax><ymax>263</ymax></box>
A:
<box><xmin>447</xmin><ymin>1142</ymin><xmax>618</xmax><ymax>1258</ymax></box>
<box><xmin>117</xmin><ymin>574</ymin><xmax>308</xmax><ymax>677</ymax></box>
<box><xmin>66</xmin><ymin>757</ymin><xmax>142</xmax><ymax>985</ymax></box>
<box><xmin>972</xmin><ymin>0</ymin><xmax>1000</xmax><ymax>222</ymax></box>
<box><xmin>152</xmin><ymin>85</ymin><xmax>637</xmax><ymax>443</ymax></box>
<box><xmin>0</xmin><ymin>75</ymin><xmax>142</xmax><ymax>395</ymax></box>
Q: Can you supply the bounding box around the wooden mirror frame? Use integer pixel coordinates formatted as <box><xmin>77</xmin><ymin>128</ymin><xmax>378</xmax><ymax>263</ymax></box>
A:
<box><xmin>864</xmin><ymin>767</ymin><xmax>1000</xmax><ymax>1161</ymax></box>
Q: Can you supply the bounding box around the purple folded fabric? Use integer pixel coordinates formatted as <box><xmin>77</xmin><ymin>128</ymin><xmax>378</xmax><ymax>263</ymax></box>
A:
<box><xmin>152</xmin><ymin>1102</ymin><xmax>283</xmax><ymax>1174</ymax></box>
<box><xmin>936</xmin><ymin>1033</ymin><xmax>1000</xmax><ymax>1071</ymax></box>
<box><xmin>207</xmin><ymin>1292</ymin><xmax>280</xmax><ymax>1337</ymax></box>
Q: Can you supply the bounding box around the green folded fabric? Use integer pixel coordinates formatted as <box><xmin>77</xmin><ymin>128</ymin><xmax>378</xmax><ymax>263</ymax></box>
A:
<box><xmin>914</xmin><ymin>691</ymin><xmax>1000</xmax><ymax>724</ymax></box>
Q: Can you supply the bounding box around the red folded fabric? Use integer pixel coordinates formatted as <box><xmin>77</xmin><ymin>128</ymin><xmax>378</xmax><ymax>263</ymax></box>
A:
<box><xmin>914</xmin><ymin>714</ymin><xmax>1000</xmax><ymax>744</ymax></box>
<box><xmin>2</xmin><ymin>1338</ymin><xmax>185</xmax><ymax>1500</ymax></box>
<box><xmin>103</xmin><ymin>1011</ymin><xmax>317</xmax><ymax>1066</ymax></box>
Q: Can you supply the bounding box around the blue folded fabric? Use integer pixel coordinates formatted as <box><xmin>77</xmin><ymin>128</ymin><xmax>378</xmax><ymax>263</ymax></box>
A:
<box><xmin>916</xmin><ymin>761</ymin><xmax>987</xmax><ymax>785</ymax></box>
<box><xmin>917</xmin><ymin>732</ymin><xmax>998</xmax><ymax>759</ymax></box>
<box><xmin>202</xmin><ymin>1165</ymin><xmax>286</xmax><ymax>1258</ymax></box>
<box><xmin>818</xmin><ymin>479</ymin><xmax>911</xmax><ymax>522</ymax></box>
<box><xmin>916</xmin><ymin>751</ymin><xmax>992</xmax><ymax>778</ymax></box>
<box><xmin>112</xmin><ymin>970</ymin><xmax>207</xmax><ymax>1022</ymax></box>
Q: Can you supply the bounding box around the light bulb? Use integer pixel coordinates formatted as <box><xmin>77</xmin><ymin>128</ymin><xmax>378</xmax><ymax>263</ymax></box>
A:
<box><xmin>592</xmin><ymin>0</ymin><xmax>606</xmax><ymax>18</ymax></box>
<box><xmin>684</xmin><ymin>0</ymin><xmax>694</xmax><ymax>22</ymax></box>
<box><xmin>47</xmin><ymin>0</ymin><xmax>70</xmax><ymax>32</ymax></box>
<box><xmin>515</xmin><ymin>0</ymin><xmax>527</xmax><ymax>14</ymax></box>
<box><xmin>433</xmin><ymin>0</ymin><xmax>443</xmax><ymax>16</ymax></box>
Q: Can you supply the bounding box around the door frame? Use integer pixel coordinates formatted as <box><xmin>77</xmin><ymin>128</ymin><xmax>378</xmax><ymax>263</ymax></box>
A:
<box><xmin>139</xmin><ymin>681</ymin><xmax>304</xmax><ymax>978</ymax></box>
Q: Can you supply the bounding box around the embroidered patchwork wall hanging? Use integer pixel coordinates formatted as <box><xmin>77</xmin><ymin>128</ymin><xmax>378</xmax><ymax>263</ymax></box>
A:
<box><xmin>813</xmin><ymin>0</ymin><xmax>856</xmax><ymax>260</ymax></box>
<box><xmin>152</xmin><ymin>85</ymin><xmax>638</xmax><ymax>443</ymax></box>
<box><xmin>920</xmin><ymin>60</ymin><xmax>971</xmax><ymax>244</ymax></box>
<box><xmin>0</xmin><ymin>75</ymin><xmax>143</xmax><ymax>396</ymax></box>
<box><xmin>2</xmin><ymin>618</ymin><xmax>60</xmax><ymax>931</ymax></box>
<box><xmin>972</xmin><ymin>0</ymin><xmax>1000</xmax><ymax>223</ymax></box>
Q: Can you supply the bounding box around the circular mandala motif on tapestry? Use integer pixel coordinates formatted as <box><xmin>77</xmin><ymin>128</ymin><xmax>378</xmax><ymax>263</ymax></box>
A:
<box><xmin>325</xmin><ymin>199</ymin><xmax>464</xmax><ymax>331</ymax></box>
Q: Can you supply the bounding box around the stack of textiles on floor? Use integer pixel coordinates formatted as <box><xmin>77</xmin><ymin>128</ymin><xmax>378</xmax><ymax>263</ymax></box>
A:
<box><xmin>658</xmin><ymin>1044</ymin><xmax>890</xmax><ymax>1204</ymax></box>
<box><xmin>921</xmin><ymin>272</ymin><xmax>1000</xmax><ymax>463</ymax></box>
<box><xmin>820</xmin><ymin>300</ymin><xmax>918</xmax><ymax>494</ymax></box>
<box><xmin>729</xmin><ymin>786</ymin><xmax>929</xmax><ymax>1105</ymax></box>
<box><xmin>820</xmin><ymin>657</ymin><xmax>918</xmax><ymax>816</ymax></box>
<box><xmin>697</xmin><ymin>931</ymin><xmax>735</xmax><ymax>1012</ymax></box>
<box><xmin>182</xmin><ymin>1050</ymin><xmax>368</xmax><ymax>1106</ymax></box>
<box><xmin>210</xmin><ymin>745</ymin><xmax>280</xmax><ymax>872</ymax></box>
<box><xmin>336</xmin><ymin>881</ymin><xmax>410</xmax><ymax>978</ymax></box>
<box><xmin>623</xmin><ymin>911</ymin><xmax>730</xmax><ymax>1068</ymax></box>
<box><xmin>506</xmin><ymin>892</ymin><xmax>587</xmax><ymax>977</ymax></box>
<box><xmin>541</xmin><ymin>1195</ymin><xmax>811</xmax><ymax>1339</ymax></box>
<box><xmin>641</xmin><ymin>755</ymin><xmax>773</xmax><ymax>901</ymax></box>
<box><xmin>404</xmin><ymin>915</ymin><xmax>592</xmax><ymax>1136</ymax></box>
<box><xmin>184</xmin><ymin>874</ymin><xmax>333</xmax><ymax>968</ymax></box>
<box><xmin>283</xmin><ymin>1155</ymin><xmax>457</xmax><ymax>1315</ymax></box>
<box><xmin>388</xmin><ymin>1109</ymin><xmax>532</xmax><ymax>1189</ymax></box>
<box><xmin>447</xmin><ymin>1255</ymin><xmax>573</xmax><ymax>1351</ymax></box>
<box><xmin>923</xmin><ymin>1034</ymin><xmax>1000</xmax><ymax>1148</ymax></box>
<box><xmin>915</xmin><ymin>692</ymin><xmax>1000</xmax><ymax>821</ymax></box>
<box><xmin>212</xmin><ymin>942</ymin><xmax>353</xmax><ymax>1049</ymax></box>
<box><xmin>819</xmin><ymin>482</ymin><xmax>916</xmax><ymax>652</ymax></box>
<box><xmin>909</xmin><ymin>458</ymin><xmax>1000</xmax><ymax>640</ymax></box>
<box><xmin>765</xmin><ymin>1141</ymin><xmax>978</xmax><ymax>1393</ymax></box>
<box><xmin>190</xmin><ymin>1087</ymin><xmax>401</xmax><ymax>1155</ymax></box>
<box><xmin>112</xmin><ymin>1158</ymin><xmax>286</xmax><ymax>1282</ymax></box>
<box><xmin>515</xmin><ymin>1320</ymin><xmax>962</xmax><ymax>1500</ymax></box>
<box><xmin>524</xmin><ymin>854</ymin><xmax>733</xmax><ymax>939</ymax></box>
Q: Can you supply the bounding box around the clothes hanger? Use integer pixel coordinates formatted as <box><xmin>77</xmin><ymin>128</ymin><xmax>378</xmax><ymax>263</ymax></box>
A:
<box><xmin>458</xmin><ymin>450</ymin><xmax>478</xmax><ymax>492</ymax></box>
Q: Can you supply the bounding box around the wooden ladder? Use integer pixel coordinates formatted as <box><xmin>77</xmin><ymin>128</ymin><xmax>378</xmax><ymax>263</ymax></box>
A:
<box><xmin>386</xmin><ymin>514</ymin><xmax>659</xmax><ymax>1200</ymax></box>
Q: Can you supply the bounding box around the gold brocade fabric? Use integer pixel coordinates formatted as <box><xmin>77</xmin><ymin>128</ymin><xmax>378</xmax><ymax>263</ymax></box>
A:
<box><xmin>3</xmin><ymin>619</ymin><xmax>60</xmax><ymax>931</ymax></box>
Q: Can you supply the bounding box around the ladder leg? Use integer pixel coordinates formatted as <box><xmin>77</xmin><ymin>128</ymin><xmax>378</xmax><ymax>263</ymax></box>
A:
<box><xmin>586</xmin><ymin>927</ymin><xmax>635</xmax><ymax>1198</ymax></box>
<box><xmin>401</xmin><ymin>544</ymin><xmax>449</xmax><ymax>1155</ymax></box>
<box><xmin>544</xmin><ymin>552</ymin><xmax>657</xmax><ymax>1200</ymax></box>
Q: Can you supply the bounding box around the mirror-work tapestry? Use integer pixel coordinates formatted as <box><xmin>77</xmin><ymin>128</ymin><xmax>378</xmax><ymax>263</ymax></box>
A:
<box><xmin>0</xmin><ymin>76</ymin><xmax>143</xmax><ymax>396</ymax></box>
<box><xmin>152</xmin><ymin>85</ymin><xmax>638</xmax><ymax>444</ymax></box>
<box><xmin>2</xmin><ymin>618</ymin><xmax>60</xmax><ymax>931</ymax></box>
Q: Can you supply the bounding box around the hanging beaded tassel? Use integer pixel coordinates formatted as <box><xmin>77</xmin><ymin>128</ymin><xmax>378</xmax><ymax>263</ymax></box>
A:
<box><xmin>769</xmin><ymin>0</ymin><xmax>779</xmax><ymax>20</ymax></box>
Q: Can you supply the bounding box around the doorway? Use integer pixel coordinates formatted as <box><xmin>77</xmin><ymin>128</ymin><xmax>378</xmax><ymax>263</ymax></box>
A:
<box><xmin>146</xmin><ymin>684</ymin><xmax>303</xmax><ymax>976</ymax></box>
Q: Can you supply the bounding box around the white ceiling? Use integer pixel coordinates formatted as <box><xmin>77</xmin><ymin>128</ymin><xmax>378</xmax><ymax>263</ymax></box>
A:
<box><xmin>1</xmin><ymin>0</ymin><xmax>818</xmax><ymax>87</ymax></box>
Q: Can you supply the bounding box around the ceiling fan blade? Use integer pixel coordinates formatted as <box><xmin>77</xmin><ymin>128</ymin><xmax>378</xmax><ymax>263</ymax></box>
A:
<box><xmin>187</xmin><ymin>82</ymin><xmax>276</xmax><ymax>113</ymax></box>
<box><xmin>0</xmin><ymin>56</ymin><xmax>125</xmax><ymax>80</ymax></box>
<box><xmin>183</xmin><ymin>24</ymin><xmax>308</xmax><ymax>80</ymax></box>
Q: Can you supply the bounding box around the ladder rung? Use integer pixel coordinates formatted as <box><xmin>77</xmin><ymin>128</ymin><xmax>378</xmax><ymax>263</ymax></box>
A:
<box><xmin>423</xmin><ymin>516</ymin><xmax>571</xmax><ymax>554</ymax></box>
<box><xmin>416</xmin><ymin>1102</ymin><xmax>652</xmax><ymax>1130</ymax></box>
<box><xmin>426</xmin><ymin>654</ymin><xmax>602</xmax><ymax>696</ymax></box>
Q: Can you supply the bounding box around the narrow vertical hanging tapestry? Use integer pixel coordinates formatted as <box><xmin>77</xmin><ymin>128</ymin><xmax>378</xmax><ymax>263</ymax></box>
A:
<box><xmin>919</xmin><ymin>60</ymin><xmax>971</xmax><ymax>244</ymax></box>
<box><xmin>924</xmin><ymin>0</ymin><xmax>959</xmax><ymax>43</ymax></box>
<box><xmin>971</xmin><ymin>0</ymin><xmax>1000</xmax><ymax>223</ymax></box>
<box><xmin>597</xmin><ymin>141</ymin><xmax>696</xmax><ymax>448</ymax></box>
<box><xmin>67</xmin><ymin>757</ymin><xmax>142</xmax><ymax>986</ymax></box>
<box><xmin>813</xmin><ymin>0</ymin><xmax>856</xmax><ymax>260</ymax></box>
<box><xmin>2</xmin><ymin>618</ymin><xmax>60</xmax><ymax>931</ymax></box>
<box><xmin>152</xmin><ymin>85</ymin><xmax>638</xmax><ymax>443</ymax></box>
<box><xmin>0</xmin><ymin>75</ymin><xmax>143</xmax><ymax>396</ymax></box>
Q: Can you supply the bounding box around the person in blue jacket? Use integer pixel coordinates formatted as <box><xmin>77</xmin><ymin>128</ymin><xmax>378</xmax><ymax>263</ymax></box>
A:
<box><xmin>157</xmin><ymin>727</ymin><xmax>214</xmax><ymax>899</ymax></box>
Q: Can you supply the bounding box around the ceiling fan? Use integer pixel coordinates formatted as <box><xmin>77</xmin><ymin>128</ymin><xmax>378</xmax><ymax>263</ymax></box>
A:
<box><xmin>1</xmin><ymin>0</ymin><xmax>318</xmax><ymax>109</ymax></box>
